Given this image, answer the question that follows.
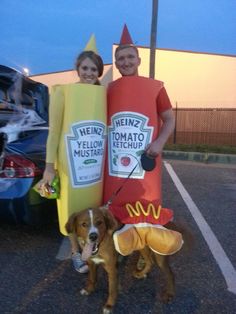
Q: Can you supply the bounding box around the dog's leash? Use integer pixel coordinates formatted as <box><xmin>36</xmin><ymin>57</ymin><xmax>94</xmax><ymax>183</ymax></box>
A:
<box><xmin>105</xmin><ymin>163</ymin><xmax>138</xmax><ymax>207</ymax></box>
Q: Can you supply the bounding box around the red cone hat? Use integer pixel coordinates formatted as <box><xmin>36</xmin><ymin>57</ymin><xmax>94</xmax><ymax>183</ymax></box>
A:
<box><xmin>119</xmin><ymin>24</ymin><xmax>133</xmax><ymax>45</ymax></box>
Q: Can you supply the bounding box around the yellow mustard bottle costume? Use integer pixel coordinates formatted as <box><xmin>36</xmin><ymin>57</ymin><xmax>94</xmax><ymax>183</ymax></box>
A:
<box><xmin>46</xmin><ymin>83</ymin><xmax>106</xmax><ymax>235</ymax></box>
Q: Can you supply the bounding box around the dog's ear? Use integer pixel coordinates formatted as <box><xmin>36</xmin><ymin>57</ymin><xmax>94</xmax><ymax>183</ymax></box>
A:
<box><xmin>65</xmin><ymin>212</ymin><xmax>79</xmax><ymax>234</ymax></box>
<box><xmin>100</xmin><ymin>207</ymin><xmax>118</xmax><ymax>234</ymax></box>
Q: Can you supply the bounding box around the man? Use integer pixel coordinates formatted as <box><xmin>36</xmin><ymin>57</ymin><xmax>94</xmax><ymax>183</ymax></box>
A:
<box><xmin>114</xmin><ymin>43</ymin><xmax>175</xmax><ymax>159</ymax></box>
<box><xmin>103</xmin><ymin>25</ymin><xmax>182</xmax><ymax>259</ymax></box>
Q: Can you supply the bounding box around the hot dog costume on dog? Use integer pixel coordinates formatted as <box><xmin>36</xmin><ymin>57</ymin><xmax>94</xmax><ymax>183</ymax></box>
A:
<box><xmin>104</xmin><ymin>25</ymin><xmax>183</xmax><ymax>255</ymax></box>
<box><xmin>46</xmin><ymin>36</ymin><xmax>106</xmax><ymax>235</ymax></box>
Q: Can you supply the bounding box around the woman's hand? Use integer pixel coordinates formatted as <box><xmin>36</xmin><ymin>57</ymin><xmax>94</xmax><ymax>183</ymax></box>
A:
<box><xmin>38</xmin><ymin>163</ymin><xmax>56</xmax><ymax>188</ymax></box>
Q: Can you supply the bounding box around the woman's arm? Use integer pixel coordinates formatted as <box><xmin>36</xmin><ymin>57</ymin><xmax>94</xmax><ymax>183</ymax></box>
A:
<box><xmin>41</xmin><ymin>86</ymin><xmax>64</xmax><ymax>185</ymax></box>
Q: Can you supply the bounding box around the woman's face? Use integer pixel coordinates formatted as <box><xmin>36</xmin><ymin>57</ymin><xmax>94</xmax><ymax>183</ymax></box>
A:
<box><xmin>78</xmin><ymin>57</ymin><xmax>99</xmax><ymax>84</ymax></box>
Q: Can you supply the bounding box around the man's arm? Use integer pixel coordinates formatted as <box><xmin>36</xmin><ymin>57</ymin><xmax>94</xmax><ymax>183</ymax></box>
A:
<box><xmin>145</xmin><ymin>108</ymin><xmax>175</xmax><ymax>157</ymax></box>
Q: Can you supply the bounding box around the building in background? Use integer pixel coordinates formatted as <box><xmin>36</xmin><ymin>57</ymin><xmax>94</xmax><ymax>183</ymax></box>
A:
<box><xmin>31</xmin><ymin>64</ymin><xmax>112</xmax><ymax>91</ymax></box>
<box><xmin>31</xmin><ymin>45</ymin><xmax>236</xmax><ymax>109</ymax></box>
<box><xmin>30</xmin><ymin>46</ymin><xmax>236</xmax><ymax>145</ymax></box>
<box><xmin>112</xmin><ymin>46</ymin><xmax>236</xmax><ymax>109</ymax></box>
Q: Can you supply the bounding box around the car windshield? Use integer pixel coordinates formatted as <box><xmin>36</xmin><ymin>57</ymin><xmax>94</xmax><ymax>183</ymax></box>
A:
<box><xmin>0</xmin><ymin>65</ymin><xmax>49</xmax><ymax>143</ymax></box>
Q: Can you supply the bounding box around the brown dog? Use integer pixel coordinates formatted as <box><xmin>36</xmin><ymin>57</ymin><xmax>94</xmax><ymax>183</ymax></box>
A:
<box><xmin>137</xmin><ymin>221</ymin><xmax>193</xmax><ymax>303</ymax></box>
<box><xmin>66</xmin><ymin>208</ymin><xmax>190</xmax><ymax>308</ymax></box>
<box><xmin>134</xmin><ymin>247</ymin><xmax>176</xmax><ymax>302</ymax></box>
<box><xmin>113</xmin><ymin>220</ymin><xmax>188</xmax><ymax>303</ymax></box>
<box><xmin>65</xmin><ymin>207</ymin><xmax>119</xmax><ymax>314</ymax></box>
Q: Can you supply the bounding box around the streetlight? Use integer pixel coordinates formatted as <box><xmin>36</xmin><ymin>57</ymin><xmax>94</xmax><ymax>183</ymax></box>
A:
<box><xmin>149</xmin><ymin>0</ymin><xmax>158</xmax><ymax>79</ymax></box>
<box><xmin>23</xmin><ymin>67</ymin><xmax>29</xmax><ymax>76</ymax></box>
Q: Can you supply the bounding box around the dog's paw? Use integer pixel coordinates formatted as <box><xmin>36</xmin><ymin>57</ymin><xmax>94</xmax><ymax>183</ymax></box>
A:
<box><xmin>103</xmin><ymin>304</ymin><xmax>113</xmax><ymax>314</ymax></box>
<box><xmin>80</xmin><ymin>288</ymin><xmax>89</xmax><ymax>296</ymax></box>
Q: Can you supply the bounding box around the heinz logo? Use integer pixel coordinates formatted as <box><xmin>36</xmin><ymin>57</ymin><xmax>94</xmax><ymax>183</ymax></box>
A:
<box><xmin>108</xmin><ymin>111</ymin><xmax>153</xmax><ymax>179</ymax></box>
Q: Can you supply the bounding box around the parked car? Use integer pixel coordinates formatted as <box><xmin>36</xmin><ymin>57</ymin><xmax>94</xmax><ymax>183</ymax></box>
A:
<box><xmin>0</xmin><ymin>65</ymin><xmax>56</xmax><ymax>225</ymax></box>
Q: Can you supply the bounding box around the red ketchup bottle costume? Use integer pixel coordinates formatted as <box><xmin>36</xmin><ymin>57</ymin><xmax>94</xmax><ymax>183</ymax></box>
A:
<box><xmin>103</xmin><ymin>25</ymin><xmax>183</xmax><ymax>256</ymax></box>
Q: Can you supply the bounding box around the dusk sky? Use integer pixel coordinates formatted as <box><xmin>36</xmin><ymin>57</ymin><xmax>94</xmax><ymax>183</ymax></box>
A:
<box><xmin>1</xmin><ymin>0</ymin><xmax>236</xmax><ymax>75</ymax></box>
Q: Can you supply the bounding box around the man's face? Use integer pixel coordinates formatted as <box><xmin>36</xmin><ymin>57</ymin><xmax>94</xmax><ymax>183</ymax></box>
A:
<box><xmin>115</xmin><ymin>47</ymin><xmax>141</xmax><ymax>76</ymax></box>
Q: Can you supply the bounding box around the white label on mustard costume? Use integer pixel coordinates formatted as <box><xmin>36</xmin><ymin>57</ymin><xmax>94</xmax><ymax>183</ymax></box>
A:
<box><xmin>66</xmin><ymin>120</ymin><xmax>106</xmax><ymax>187</ymax></box>
<box><xmin>108</xmin><ymin>112</ymin><xmax>153</xmax><ymax>178</ymax></box>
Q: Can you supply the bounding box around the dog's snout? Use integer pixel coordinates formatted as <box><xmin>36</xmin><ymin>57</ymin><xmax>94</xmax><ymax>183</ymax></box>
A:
<box><xmin>89</xmin><ymin>232</ymin><xmax>98</xmax><ymax>242</ymax></box>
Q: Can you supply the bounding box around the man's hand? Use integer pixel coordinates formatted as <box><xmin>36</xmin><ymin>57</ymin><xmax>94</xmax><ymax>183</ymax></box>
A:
<box><xmin>146</xmin><ymin>109</ymin><xmax>175</xmax><ymax>158</ymax></box>
<box><xmin>145</xmin><ymin>140</ymin><xmax>163</xmax><ymax>158</ymax></box>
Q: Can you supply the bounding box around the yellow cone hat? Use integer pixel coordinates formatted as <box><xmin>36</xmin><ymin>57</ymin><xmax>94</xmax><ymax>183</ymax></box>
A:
<box><xmin>84</xmin><ymin>34</ymin><xmax>98</xmax><ymax>53</ymax></box>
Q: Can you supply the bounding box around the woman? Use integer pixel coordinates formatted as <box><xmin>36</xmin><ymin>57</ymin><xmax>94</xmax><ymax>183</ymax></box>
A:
<box><xmin>43</xmin><ymin>51</ymin><xmax>104</xmax><ymax>183</ymax></box>
<box><xmin>40</xmin><ymin>41</ymin><xmax>106</xmax><ymax>273</ymax></box>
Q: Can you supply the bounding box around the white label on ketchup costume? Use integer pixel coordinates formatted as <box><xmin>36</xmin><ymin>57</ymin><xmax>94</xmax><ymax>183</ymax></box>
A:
<box><xmin>108</xmin><ymin>111</ymin><xmax>153</xmax><ymax>178</ymax></box>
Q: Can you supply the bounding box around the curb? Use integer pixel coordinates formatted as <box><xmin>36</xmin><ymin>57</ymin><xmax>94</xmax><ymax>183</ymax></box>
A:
<box><xmin>163</xmin><ymin>150</ymin><xmax>236</xmax><ymax>165</ymax></box>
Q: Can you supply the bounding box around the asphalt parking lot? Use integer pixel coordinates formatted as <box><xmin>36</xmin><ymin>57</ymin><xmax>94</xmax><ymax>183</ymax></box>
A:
<box><xmin>0</xmin><ymin>159</ymin><xmax>236</xmax><ymax>314</ymax></box>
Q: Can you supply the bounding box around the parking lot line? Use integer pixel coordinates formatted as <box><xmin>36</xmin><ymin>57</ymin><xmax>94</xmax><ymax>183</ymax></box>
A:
<box><xmin>164</xmin><ymin>161</ymin><xmax>236</xmax><ymax>295</ymax></box>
